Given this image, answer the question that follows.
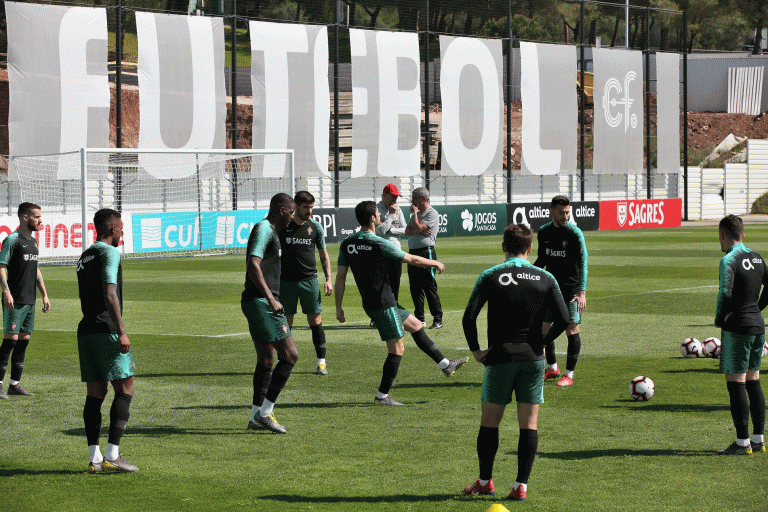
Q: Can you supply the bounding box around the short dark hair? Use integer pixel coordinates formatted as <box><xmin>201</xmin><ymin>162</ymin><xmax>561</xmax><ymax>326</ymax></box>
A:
<box><xmin>93</xmin><ymin>208</ymin><xmax>121</xmax><ymax>237</ymax></box>
<box><xmin>551</xmin><ymin>195</ymin><xmax>570</xmax><ymax>208</ymax></box>
<box><xmin>269</xmin><ymin>193</ymin><xmax>295</xmax><ymax>216</ymax></box>
<box><xmin>18</xmin><ymin>202</ymin><xmax>40</xmax><ymax>218</ymax></box>
<box><xmin>355</xmin><ymin>200</ymin><xmax>377</xmax><ymax>226</ymax></box>
<box><xmin>294</xmin><ymin>190</ymin><xmax>315</xmax><ymax>206</ymax></box>
<box><xmin>719</xmin><ymin>214</ymin><xmax>744</xmax><ymax>241</ymax></box>
<box><xmin>503</xmin><ymin>224</ymin><xmax>533</xmax><ymax>255</ymax></box>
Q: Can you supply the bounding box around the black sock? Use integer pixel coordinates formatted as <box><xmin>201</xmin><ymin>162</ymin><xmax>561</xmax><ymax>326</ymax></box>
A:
<box><xmin>516</xmin><ymin>428</ymin><xmax>539</xmax><ymax>485</ymax></box>
<box><xmin>378</xmin><ymin>353</ymin><xmax>402</xmax><ymax>395</ymax></box>
<box><xmin>544</xmin><ymin>340</ymin><xmax>556</xmax><ymax>366</ymax></box>
<box><xmin>0</xmin><ymin>338</ymin><xmax>16</xmax><ymax>382</ymax></box>
<box><xmin>565</xmin><ymin>333</ymin><xmax>581</xmax><ymax>372</ymax></box>
<box><xmin>107</xmin><ymin>393</ymin><xmax>132</xmax><ymax>447</ymax></box>
<box><xmin>477</xmin><ymin>426</ymin><xmax>499</xmax><ymax>481</ymax></box>
<box><xmin>83</xmin><ymin>395</ymin><xmax>104</xmax><ymax>446</ymax></box>
<box><xmin>746</xmin><ymin>379</ymin><xmax>766</xmax><ymax>437</ymax></box>
<box><xmin>310</xmin><ymin>324</ymin><xmax>327</xmax><ymax>360</ymax></box>
<box><xmin>727</xmin><ymin>381</ymin><xmax>750</xmax><ymax>440</ymax></box>
<box><xmin>10</xmin><ymin>338</ymin><xmax>29</xmax><ymax>381</ymax></box>
<box><xmin>264</xmin><ymin>360</ymin><xmax>294</xmax><ymax>404</ymax></box>
<box><xmin>411</xmin><ymin>329</ymin><xmax>444</xmax><ymax>364</ymax></box>
<box><xmin>253</xmin><ymin>364</ymin><xmax>272</xmax><ymax>407</ymax></box>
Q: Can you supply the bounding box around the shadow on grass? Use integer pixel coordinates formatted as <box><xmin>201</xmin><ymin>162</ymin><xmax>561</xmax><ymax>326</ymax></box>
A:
<box><xmin>393</xmin><ymin>381</ymin><xmax>479</xmax><ymax>390</ymax></box>
<box><xmin>61</xmin><ymin>426</ymin><xmax>254</xmax><ymax>437</ymax></box>
<box><xmin>138</xmin><ymin>371</ymin><xmax>250</xmax><ymax>378</ymax></box>
<box><xmin>534</xmin><ymin>447</ymin><xmax>714</xmax><ymax>459</ymax></box>
<box><xmin>602</xmin><ymin>401</ymin><xmax>728</xmax><ymax>413</ymax></box>
<box><xmin>259</xmin><ymin>494</ymin><xmax>458</xmax><ymax>504</ymax></box>
<box><xmin>0</xmin><ymin>468</ymin><xmax>83</xmax><ymax>477</ymax></box>
<box><xmin>662</xmin><ymin>366</ymin><xmax>720</xmax><ymax>374</ymax></box>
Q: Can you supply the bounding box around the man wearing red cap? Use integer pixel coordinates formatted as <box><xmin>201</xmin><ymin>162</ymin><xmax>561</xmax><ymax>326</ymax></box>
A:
<box><xmin>376</xmin><ymin>184</ymin><xmax>407</xmax><ymax>303</ymax></box>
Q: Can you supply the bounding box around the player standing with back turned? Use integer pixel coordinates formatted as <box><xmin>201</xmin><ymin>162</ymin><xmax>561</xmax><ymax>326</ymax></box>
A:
<box><xmin>714</xmin><ymin>214</ymin><xmax>767</xmax><ymax>455</ymax></box>
<box><xmin>279</xmin><ymin>191</ymin><xmax>333</xmax><ymax>375</ymax></box>
<box><xmin>533</xmin><ymin>195</ymin><xmax>588</xmax><ymax>387</ymax></box>
<box><xmin>463</xmin><ymin>224</ymin><xmax>569</xmax><ymax>501</ymax></box>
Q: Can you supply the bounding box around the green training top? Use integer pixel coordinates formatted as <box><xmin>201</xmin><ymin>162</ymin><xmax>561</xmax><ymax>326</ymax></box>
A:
<box><xmin>0</xmin><ymin>231</ymin><xmax>39</xmax><ymax>305</ymax></box>
<box><xmin>716</xmin><ymin>243</ymin><xmax>768</xmax><ymax>335</ymax></box>
<box><xmin>242</xmin><ymin>219</ymin><xmax>282</xmax><ymax>302</ymax></box>
<box><xmin>76</xmin><ymin>241</ymin><xmax>122</xmax><ymax>335</ymax></box>
<box><xmin>338</xmin><ymin>230</ymin><xmax>405</xmax><ymax>312</ymax></box>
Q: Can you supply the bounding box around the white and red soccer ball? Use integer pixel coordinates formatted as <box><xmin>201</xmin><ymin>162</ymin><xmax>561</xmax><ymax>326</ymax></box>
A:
<box><xmin>701</xmin><ymin>337</ymin><xmax>722</xmax><ymax>358</ymax></box>
<box><xmin>680</xmin><ymin>338</ymin><xmax>702</xmax><ymax>358</ymax></box>
<box><xmin>763</xmin><ymin>339</ymin><xmax>768</xmax><ymax>357</ymax></box>
<box><xmin>629</xmin><ymin>376</ymin><xmax>655</xmax><ymax>401</ymax></box>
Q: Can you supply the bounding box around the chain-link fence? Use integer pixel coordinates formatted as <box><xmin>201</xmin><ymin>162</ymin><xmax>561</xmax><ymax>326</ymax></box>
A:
<box><xmin>0</xmin><ymin>0</ymin><xmax>688</xmax><ymax>209</ymax></box>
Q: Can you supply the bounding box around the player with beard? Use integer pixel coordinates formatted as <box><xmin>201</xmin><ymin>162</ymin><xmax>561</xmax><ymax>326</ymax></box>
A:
<box><xmin>279</xmin><ymin>191</ymin><xmax>333</xmax><ymax>375</ymax></box>
<box><xmin>0</xmin><ymin>202</ymin><xmax>50</xmax><ymax>399</ymax></box>
<box><xmin>533</xmin><ymin>195</ymin><xmax>588</xmax><ymax>387</ymax></box>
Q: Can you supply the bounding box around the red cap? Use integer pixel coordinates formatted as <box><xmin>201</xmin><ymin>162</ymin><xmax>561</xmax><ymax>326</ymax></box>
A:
<box><xmin>383</xmin><ymin>183</ymin><xmax>401</xmax><ymax>197</ymax></box>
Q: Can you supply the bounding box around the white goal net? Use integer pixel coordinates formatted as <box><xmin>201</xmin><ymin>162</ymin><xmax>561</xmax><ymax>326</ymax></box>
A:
<box><xmin>10</xmin><ymin>148</ymin><xmax>294</xmax><ymax>263</ymax></box>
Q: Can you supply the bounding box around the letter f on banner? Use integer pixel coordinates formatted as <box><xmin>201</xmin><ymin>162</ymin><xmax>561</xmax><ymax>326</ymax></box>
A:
<box><xmin>520</xmin><ymin>42</ymin><xmax>577</xmax><ymax>175</ymax></box>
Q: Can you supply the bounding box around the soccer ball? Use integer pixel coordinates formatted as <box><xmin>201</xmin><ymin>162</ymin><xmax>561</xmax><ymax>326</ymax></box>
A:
<box><xmin>701</xmin><ymin>337</ymin><xmax>722</xmax><ymax>358</ymax></box>
<box><xmin>629</xmin><ymin>376</ymin><xmax>655</xmax><ymax>401</ymax></box>
<box><xmin>763</xmin><ymin>340</ymin><xmax>768</xmax><ymax>357</ymax></box>
<box><xmin>680</xmin><ymin>337</ymin><xmax>702</xmax><ymax>358</ymax></box>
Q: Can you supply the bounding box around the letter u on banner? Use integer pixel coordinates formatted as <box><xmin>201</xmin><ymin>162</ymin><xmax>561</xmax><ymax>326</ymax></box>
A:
<box><xmin>136</xmin><ymin>12</ymin><xmax>226</xmax><ymax>179</ymax></box>
<box><xmin>520</xmin><ymin>42</ymin><xmax>577</xmax><ymax>175</ymax></box>
<box><xmin>439</xmin><ymin>36</ymin><xmax>504</xmax><ymax>176</ymax></box>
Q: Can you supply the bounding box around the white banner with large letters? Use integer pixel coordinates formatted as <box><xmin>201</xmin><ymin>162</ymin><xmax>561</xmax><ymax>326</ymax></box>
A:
<box><xmin>656</xmin><ymin>52</ymin><xmax>680</xmax><ymax>173</ymax></box>
<box><xmin>136</xmin><ymin>12</ymin><xmax>227</xmax><ymax>178</ymax></box>
<box><xmin>439</xmin><ymin>36</ymin><xmax>504</xmax><ymax>176</ymax></box>
<box><xmin>593</xmin><ymin>48</ymin><xmax>644</xmax><ymax>175</ymax></box>
<box><xmin>350</xmin><ymin>29</ymin><xmax>421</xmax><ymax>177</ymax></box>
<box><xmin>249</xmin><ymin>22</ymin><xmax>330</xmax><ymax>178</ymax></box>
<box><xmin>6</xmin><ymin>1</ymin><xmax>109</xmax><ymax>180</ymax></box>
<box><xmin>520</xmin><ymin>42</ymin><xmax>577</xmax><ymax>175</ymax></box>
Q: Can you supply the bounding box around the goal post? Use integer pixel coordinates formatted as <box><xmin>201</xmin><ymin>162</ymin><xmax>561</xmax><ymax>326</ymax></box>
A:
<box><xmin>10</xmin><ymin>148</ymin><xmax>295</xmax><ymax>263</ymax></box>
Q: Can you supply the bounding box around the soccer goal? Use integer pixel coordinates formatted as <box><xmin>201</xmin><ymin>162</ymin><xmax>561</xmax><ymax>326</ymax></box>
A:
<box><xmin>10</xmin><ymin>148</ymin><xmax>295</xmax><ymax>263</ymax></box>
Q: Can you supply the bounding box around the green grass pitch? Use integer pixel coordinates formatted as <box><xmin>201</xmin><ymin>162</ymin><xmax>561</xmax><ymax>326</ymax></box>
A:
<box><xmin>2</xmin><ymin>225</ymin><xmax>767</xmax><ymax>511</ymax></box>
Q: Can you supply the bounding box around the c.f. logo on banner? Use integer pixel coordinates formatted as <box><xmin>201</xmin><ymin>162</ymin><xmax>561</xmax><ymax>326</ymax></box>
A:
<box><xmin>603</xmin><ymin>71</ymin><xmax>638</xmax><ymax>133</ymax></box>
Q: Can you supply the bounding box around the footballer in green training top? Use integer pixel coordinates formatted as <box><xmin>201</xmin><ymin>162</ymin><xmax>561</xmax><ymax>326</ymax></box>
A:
<box><xmin>0</xmin><ymin>202</ymin><xmax>51</xmax><ymax>399</ymax></box>
<box><xmin>713</xmin><ymin>214</ymin><xmax>767</xmax><ymax>455</ymax></box>
<box><xmin>533</xmin><ymin>195</ymin><xmax>588</xmax><ymax>387</ymax></box>
<box><xmin>242</xmin><ymin>193</ymin><xmax>299</xmax><ymax>434</ymax></box>
<box><xmin>278</xmin><ymin>191</ymin><xmax>333</xmax><ymax>376</ymax></box>
<box><xmin>335</xmin><ymin>201</ymin><xmax>468</xmax><ymax>406</ymax></box>
<box><xmin>76</xmin><ymin>208</ymin><xmax>138</xmax><ymax>473</ymax></box>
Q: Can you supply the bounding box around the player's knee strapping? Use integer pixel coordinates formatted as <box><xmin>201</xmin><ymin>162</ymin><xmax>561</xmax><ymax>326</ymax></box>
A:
<box><xmin>10</xmin><ymin>338</ymin><xmax>29</xmax><ymax>380</ymax></box>
<box><xmin>253</xmin><ymin>364</ymin><xmax>272</xmax><ymax>407</ymax></box>
<box><xmin>477</xmin><ymin>426</ymin><xmax>499</xmax><ymax>480</ymax></box>
<box><xmin>565</xmin><ymin>333</ymin><xmax>581</xmax><ymax>371</ymax></box>
<box><xmin>746</xmin><ymin>380</ymin><xmax>766</xmax><ymax>435</ymax></box>
<box><xmin>309</xmin><ymin>323</ymin><xmax>327</xmax><ymax>359</ymax></box>
<box><xmin>108</xmin><ymin>392</ymin><xmax>132</xmax><ymax>446</ymax></box>
<box><xmin>378</xmin><ymin>353</ymin><xmax>402</xmax><ymax>394</ymax></box>
<box><xmin>516</xmin><ymin>429</ymin><xmax>539</xmax><ymax>484</ymax></box>
<box><xmin>264</xmin><ymin>360</ymin><xmax>294</xmax><ymax>403</ymax></box>
<box><xmin>83</xmin><ymin>395</ymin><xmax>105</xmax><ymax>446</ymax></box>
<box><xmin>411</xmin><ymin>329</ymin><xmax>444</xmax><ymax>364</ymax></box>
<box><xmin>727</xmin><ymin>381</ymin><xmax>750</xmax><ymax>439</ymax></box>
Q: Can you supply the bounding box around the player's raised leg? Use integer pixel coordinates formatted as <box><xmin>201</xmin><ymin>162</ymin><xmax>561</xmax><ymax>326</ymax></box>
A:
<box><xmin>402</xmin><ymin>313</ymin><xmax>468</xmax><ymax>377</ymax></box>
